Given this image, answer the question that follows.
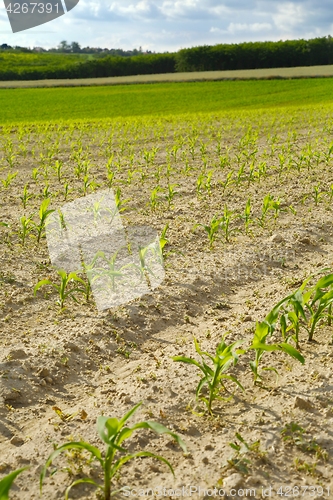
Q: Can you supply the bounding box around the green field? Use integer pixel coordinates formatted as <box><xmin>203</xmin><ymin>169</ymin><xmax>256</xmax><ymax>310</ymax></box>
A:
<box><xmin>1</xmin><ymin>78</ymin><xmax>333</xmax><ymax>124</ymax></box>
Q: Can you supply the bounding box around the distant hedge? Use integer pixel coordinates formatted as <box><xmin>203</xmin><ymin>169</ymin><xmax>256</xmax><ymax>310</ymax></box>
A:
<box><xmin>0</xmin><ymin>36</ymin><xmax>333</xmax><ymax>81</ymax></box>
<box><xmin>0</xmin><ymin>53</ymin><xmax>177</xmax><ymax>81</ymax></box>
<box><xmin>175</xmin><ymin>37</ymin><xmax>333</xmax><ymax>72</ymax></box>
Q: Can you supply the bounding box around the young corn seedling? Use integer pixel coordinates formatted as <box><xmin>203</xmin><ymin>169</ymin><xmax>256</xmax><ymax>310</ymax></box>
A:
<box><xmin>32</xmin><ymin>167</ymin><xmax>39</xmax><ymax>182</ymax></box>
<box><xmin>219</xmin><ymin>205</ymin><xmax>239</xmax><ymax>243</ymax></box>
<box><xmin>82</xmin><ymin>174</ymin><xmax>98</xmax><ymax>196</ymax></box>
<box><xmin>91</xmin><ymin>250</ymin><xmax>127</xmax><ymax>292</ymax></box>
<box><xmin>196</xmin><ymin>172</ymin><xmax>205</xmax><ymax>197</ymax></box>
<box><xmin>42</xmin><ymin>183</ymin><xmax>52</xmax><ymax>199</ymax></box>
<box><xmin>159</xmin><ymin>224</ymin><xmax>169</xmax><ymax>258</ymax></box>
<box><xmin>204</xmin><ymin>171</ymin><xmax>213</xmax><ymax>195</ymax></box>
<box><xmin>34</xmin><ymin>269</ymin><xmax>87</xmax><ymax>309</ymax></box>
<box><xmin>149</xmin><ymin>186</ymin><xmax>161</xmax><ymax>211</ymax></box>
<box><xmin>1</xmin><ymin>171</ymin><xmax>18</xmax><ymax>189</ymax></box>
<box><xmin>115</xmin><ymin>187</ymin><xmax>130</xmax><ymax>213</ymax></box>
<box><xmin>242</xmin><ymin>198</ymin><xmax>253</xmax><ymax>234</ymax></box>
<box><xmin>53</xmin><ymin>160</ymin><xmax>63</xmax><ymax>182</ymax></box>
<box><xmin>312</xmin><ymin>184</ymin><xmax>324</xmax><ymax>206</ymax></box>
<box><xmin>258</xmin><ymin>194</ymin><xmax>279</xmax><ymax>227</ymax></box>
<box><xmin>303</xmin><ymin>273</ymin><xmax>333</xmax><ymax>341</ymax></box>
<box><xmin>226</xmin><ymin>433</ymin><xmax>266</xmax><ymax>475</ymax></box>
<box><xmin>0</xmin><ymin>467</ymin><xmax>27</xmax><ymax>499</ymax></box>
<box><xmin>40</xmin><ymin>402</ymin><xmax>186</xmax><ymax>500</ymax></box>
<box><xmin>194</xmin><ymin>215</ymin><xmax>222</xmax><ymax>250</ymax></box>
<box><xmin>250</xmin><ymin>302</ymin><xmax>305</xmax><ymax>384</ymax></box>
<box><xmin>20</xmin><ymin>184</ymin><xmax>34</xmax><ymax>209</ymax></box>
<box><xmin>35</xmin><ymin>198</ymin><xmax>55</xmax><ymax>244</ymax></box>
<box><xmin>63</xmin><ymin>182</ymin><xmax>72</xmax><ymax>201</ymax></box>
<box><xmin>166</xmin><ymin>183</ymin><xmax>179</xmax><ymax>208</ymax></box>
<box><xmin>279</xmin><ymin>289</ymin><xmax>306</xmax><ymax>349</ymax></box>
<box><xmin>18</xmin><ymin>215</ymin><xmax>35</xmax><ymax>246</ymax></box>
<box><xmin>220</xmin><ymin>171</ymin><xmax>234</xmax><ymax>193</ymax></box>
<box><xmin>281</xmin><ymin>422</ymin><xmax>328</xmax><ymax>462</ymax></box>
<box><xmin>173</xmin><ymin>334</ymin><xmax>244</xmax><ymax>415</ymax></box>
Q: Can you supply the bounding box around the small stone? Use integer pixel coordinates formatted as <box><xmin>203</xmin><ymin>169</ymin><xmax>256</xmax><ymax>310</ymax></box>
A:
<box><xmin>294</xmin><ymin>396</ymin><xmax>314</xmax><ymax>411</ymax></box>
<box><xmin>8</xmin><ymin>349</ymin><xmax>27</xmax><ymax>360</ymax></box>
<box><xmin>124</xmin><ymin>395</ymin><xmax>131</xmax><ymax>403</ymax></box>
<box><xmin>45</xmin><ymin>377</ymin><xmax>53</xmax><ymax>384</ymax></box>
<box><xmin>223</xmin><ymin>473</ymin><xmax>244</xmax><ymax>490</ymax></box>
<box><xmin>243</xmin><ymin>315</ymin><xmax>252</xmax><ymax>322</ymax></box>
<box><xmin>300</xmin><ymin>236</ymin><xmax>311</xmax><ymax>245</ymax></box>
<box><xmin>38</xmin><ymin>367</ymin><xmax>50</xmax><ymax>378</ymax></box>
<box><xmin>10</xmin><ymin>436</ymin><xmax>24</xmax><ymax>446</ymax></box>
<box><xmin>64</xmin><ymin>342</ymin><xmax>79</xmax><ymax>352</ymax></box>
<box><xmin>270</xmin><ymin>234</ymin><xmax>284</xmax><ymax>243</ymax></box>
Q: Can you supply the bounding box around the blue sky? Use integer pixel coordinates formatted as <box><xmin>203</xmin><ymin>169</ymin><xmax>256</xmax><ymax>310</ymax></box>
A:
<box><xmin>0</xmin><ymin>0</ymin><xmax>332</xmax><ymax>51</ymax></box>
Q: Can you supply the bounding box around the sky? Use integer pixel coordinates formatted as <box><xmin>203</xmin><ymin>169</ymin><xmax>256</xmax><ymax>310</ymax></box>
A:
<box><xmin>0</xmin><ymin>0</ymin><xmax>332</xmax><ymax>51</ymax></box>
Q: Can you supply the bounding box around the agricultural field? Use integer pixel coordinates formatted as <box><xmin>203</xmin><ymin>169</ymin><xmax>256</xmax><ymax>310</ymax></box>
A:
<box><xmin>1</xmin><ymin>78</ymin><xmax>333</xmax><ymax>124</ymax></box>
<box><xmin>1</xmin><ymin>64</ymin><xmax>333</xmax><ymax>89</ymax></box>
<box><xmin>1</xmin><ymin>88</ymin><xmax>333</xmax><ymax>499</ymax></box>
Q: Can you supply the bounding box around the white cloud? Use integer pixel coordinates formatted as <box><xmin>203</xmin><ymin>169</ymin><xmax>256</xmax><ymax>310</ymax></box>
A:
<box><xmin>272</xmin><ymin>2</ymin><xmax>307</xmax><ymax>31</ymax></box>
<box><xmin>227</xmin><ymin>22</ymin><xmax>272</xmax><ymax>34</ymax></box>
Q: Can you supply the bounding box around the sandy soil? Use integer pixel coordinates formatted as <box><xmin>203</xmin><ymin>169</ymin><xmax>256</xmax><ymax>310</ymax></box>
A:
<box><xmin>1</xmin><ymin>107</ymin><xmax>333</xmax><ymax>499</ymax></box>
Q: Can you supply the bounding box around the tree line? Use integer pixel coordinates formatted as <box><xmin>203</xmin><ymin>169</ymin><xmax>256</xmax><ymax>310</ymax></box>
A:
<box><xmin>0</xmin><ymin>36</ymin><xmax>332</xmax><ymax>81</ymax></box>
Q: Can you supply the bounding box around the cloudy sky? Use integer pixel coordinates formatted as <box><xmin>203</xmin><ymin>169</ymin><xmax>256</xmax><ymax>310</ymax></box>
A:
<box><xmin>0</xmin><ymin>0</ymin><xmax>332</xmax><ymax>51</ymax></box>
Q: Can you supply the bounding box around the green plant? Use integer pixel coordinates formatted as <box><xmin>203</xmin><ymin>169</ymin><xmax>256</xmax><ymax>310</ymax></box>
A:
<box><xmin>173</xmin><ymin>334</ymin><xmax>244</xmax><ymax>415</ymax></box>
<box><xmin>91</xmin><ymin>250</ymin><xmax>127</xmax><ymax>292</ymax></box>
<box><xmin>159</xmin><ymin>224</ymin><xmax>169</xmax><ymax>257</ymax></box>
<box><xmin>149</xmin><ymin>186</ymin><xmax>161</xmax><ymax>211</ymax></box>
<box><xmin>250</xmin><ymin>299</ymin><xmax>305</xmax><ymax>383</ymax></box>
<box><xmin>242</xmin><ymin>198</ymin><xmax>252</xmax><ymax>234</ymax></box>
<box><xmin>303</xmin><ymin>273</ymin><xmax>333</xmax><ymax>341</ymax></box>
<box><xmin>35</xmin><ymin>198</ymin><xmax>55</xmax><ymax>244</ymax></box>
<box><xmin>18</xmin><ymin>215</ymin><xmax>34</xmax><ymax>246</ymax></box>
<box><xmin>34</xmin><ymin>269</ymin><xmax>87</xmax><ymax>309</ymax></box>
<box><xmin>20</xmin><ymin>184</ymin><xmax>33</xmax><ymax>209</ymax></box>
<box><xmin>219</xmin><ymin>205</ymin><xmax>239</xmax><ymax>242</ymax></box>
<box><xmin>40</xmin><ymin>402</ymin><xmax>186</xmax><ymax>500</ymax></box>
<box><xmin>312</xmin><ymin>184</ymin><xmax>324</xmax><ymax>206</ymax></box>
<box><xmin>258</xmin><ymin>193</ymin><xmax>274</xmax><ymax>227</ymax></box>
<box><xmin>114</xmin><ymin>187</ymin><xmax>129</xmax><ymax>213</ymax></box>
<box><xmin>281</xmin><ymin>421</ymin><xmax>328</xmax><ymax>461</ymax></box>
<box><xmin>0</xmin><ymin>467</ymin><xmax>27</xmax><ymax>500</ymax></box>
<box><xmin>1</xmin><ymin>171</ymin><xmax>18</xmax><ymax>189</ymax></box>
<box><xmin>225</xmin><ymin>433</ymin><xmax>266</xmax><ymax>475</ymax></box>
<box><xmin>194</xmin><ymin>215</ymin><xmax>222</xmax><ymax>249</ymax></box>
<box><xmin>165</xmin><ymin>183</ymin><xmax>178</xmax><ymax>208</ymax></box>
<box><xmin>53</xmin><ymin>160</ymin><xmax>63</xmax><ymax>182</ymax></box>
<box><xmin>32</xmin><ymin>167</ymin><xmax>39</xmax><ymax>182</ymax></box>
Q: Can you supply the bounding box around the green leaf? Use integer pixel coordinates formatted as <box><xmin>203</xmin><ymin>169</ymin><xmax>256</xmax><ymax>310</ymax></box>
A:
<box><xmin>97</xmin><ymin>417</ymin><xmax>120</xmax><ymax>444</ymax></box>
<box><xmin>111</xmin><ymin>451</ymin><xmax>174</xmax><ymax>478</ymax></box>
<box><xmin>34</xmin><ymin>279</ymin><xmax>53</xmax><ymax>295</ymax></box>
<box><xmin>131</xmin><ymin>421</ymin><xmax>187</xmax><ymax>452</ymax></box>
<box><xmin>119</xmin><ymin>402</ymin><xmax>142</xmax><ymax>428</ymax></box>
<box><xmin>315</xmin><ymin>274</ymin><xmax>333</xmax><ymax>289</ymax></box>
<box><xmin>40</xmin><ymin>442</ymin><xmax>103</xmax><ymax>492</ymax></box>
<box><xmin>279</xmin><ymin>343</ymin><xmax>305</xmax><ymax>364</ymax></box>
<box><xmin>65</xmin><ymin>478</ymin><xmax>102</xmax><ymax>500</ymax></box>
<box><xmin>0</xmin><ymin>468</ymin><xmax>27</xmax><ymax>500</ymax></box>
